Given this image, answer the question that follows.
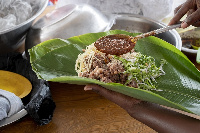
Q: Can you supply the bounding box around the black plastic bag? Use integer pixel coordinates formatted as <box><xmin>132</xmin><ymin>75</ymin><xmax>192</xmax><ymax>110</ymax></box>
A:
<box><xmin>0</xmin><ymin>52</ymin><xmax>56</xmax><ymax>125</ymax></box>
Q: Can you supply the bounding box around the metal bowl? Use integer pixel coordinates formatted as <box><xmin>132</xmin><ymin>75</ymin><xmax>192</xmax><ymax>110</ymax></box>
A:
<box><xmin>111</xmin><ymin>14</ymin><xmax>182</xmax><ymax>50</ymax></box>
<box><xmin>25</xmin><ymin>4</ymin><xmax>113</xmax><ymax>56</ymax></box>
<box><xmin>0</xmin><ymin>0</ymin><xmax>48</xmax><ymax>54</ymax></box>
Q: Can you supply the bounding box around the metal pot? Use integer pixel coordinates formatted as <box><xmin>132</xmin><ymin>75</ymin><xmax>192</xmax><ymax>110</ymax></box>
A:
<box><xmin>25</xmin><ymin>4</ymin><xmax>114</xmax><ymax>56</ymax></box>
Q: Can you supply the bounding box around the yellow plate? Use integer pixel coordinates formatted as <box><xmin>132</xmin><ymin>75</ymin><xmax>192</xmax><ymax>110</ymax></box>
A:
<box><xmin>0</xmin><ymin>70</ymin><xmax>32</xmax><ymax>98</ymax></box>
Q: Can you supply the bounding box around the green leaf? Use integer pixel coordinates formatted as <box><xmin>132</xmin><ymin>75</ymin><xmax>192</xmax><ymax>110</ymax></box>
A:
<box><xmin>29</xmin><ymin>30</ymin><xmax>200</xmax><ymax>116</ymax></box>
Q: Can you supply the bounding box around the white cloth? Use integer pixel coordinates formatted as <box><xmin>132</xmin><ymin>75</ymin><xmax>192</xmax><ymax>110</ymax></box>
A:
<box><xmin>0</xmin><ymin>0</ymin><xmax>41</xmax><ymax>31</ymax></box>
<box><xmin>56</xmin><ymin>0</ymin><xmax>173</xmax><ymax>20</ymax></box>
<box><xmin>0</xmin><ymin>89</ymin><xmax>24</xmax><ymax>121</ymax></box>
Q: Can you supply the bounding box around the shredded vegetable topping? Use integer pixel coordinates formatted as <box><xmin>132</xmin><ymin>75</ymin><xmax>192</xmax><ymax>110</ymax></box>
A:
<box><xmin>115</xmin><ymin>53</ymin><xmax>166</xmax><ymax>89</ymax></box>
<box><xmin>75</xmin><ymin>44</ymin><xmax>103</xmax><ymax>74</ymax></box>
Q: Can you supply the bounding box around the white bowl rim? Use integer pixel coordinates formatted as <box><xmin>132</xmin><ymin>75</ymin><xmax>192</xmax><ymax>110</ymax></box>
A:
<box><xmin>182</xmin><ymin>47</ymin><xmax>198</xmax><ymax>54</ymax></box>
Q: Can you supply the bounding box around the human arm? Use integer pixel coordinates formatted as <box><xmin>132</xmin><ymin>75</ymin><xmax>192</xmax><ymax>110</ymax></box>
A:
<box><xmin>168</xmin><ymin>0</ymin><xmax>200</xmax><ymax>28</ymax></box>
<box><xmin>84</xmin><ymin>84</ymin><xmax>200</xmax><ymax>133</ymax></box>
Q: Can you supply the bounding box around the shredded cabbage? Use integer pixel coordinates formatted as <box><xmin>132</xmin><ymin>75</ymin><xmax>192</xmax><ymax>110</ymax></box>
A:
<box><xmin>115</xmin><ymin>53</ymin><xmax>166</xmax><ymax>89</ymax></box>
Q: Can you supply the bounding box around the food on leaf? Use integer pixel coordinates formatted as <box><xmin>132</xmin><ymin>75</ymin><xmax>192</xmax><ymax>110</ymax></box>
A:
<box><xmin>29</xmin><ymin>30</ymin><xmax>200</xmax><ymax>116</ymax></box>
<box><xmin>76</xmin><ymin>42</ymin><xmax>166</xmax><ymax>90</ymax></box>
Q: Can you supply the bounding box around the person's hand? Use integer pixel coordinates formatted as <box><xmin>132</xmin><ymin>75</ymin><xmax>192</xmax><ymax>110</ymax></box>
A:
<box><xmin>84</xmin><ymin>84</ymin><xmax>200</xmax><ymax>133</ymax></box>
<box><xmin>84</xmin><ymin>84</ymin><xmax>142</xmax><ymax>116</ymax></box>
<box><xmin>169</xmin><ymin>0</ymin><xmax>200</xmax><ymax>28</ymax></box>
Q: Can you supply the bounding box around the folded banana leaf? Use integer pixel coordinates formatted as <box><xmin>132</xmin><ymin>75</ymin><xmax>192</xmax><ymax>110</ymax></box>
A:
<box><xmin>29</xmin><ymin>30</ymin><xmax>200</xmax><ymax>115</ymax></box>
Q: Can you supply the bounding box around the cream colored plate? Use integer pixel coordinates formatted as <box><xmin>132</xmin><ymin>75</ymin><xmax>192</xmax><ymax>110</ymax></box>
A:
<box><xmin>0</xmin><ymin>70</ymin><xmax>32</xmax><ymax>98</ymax></box>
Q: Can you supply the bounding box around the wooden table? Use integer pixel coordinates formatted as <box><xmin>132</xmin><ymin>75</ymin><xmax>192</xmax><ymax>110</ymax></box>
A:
<box><xmin>1</xmin><ymin>6</ymin><xmax>200</xmax><ymax>133</ymax></box>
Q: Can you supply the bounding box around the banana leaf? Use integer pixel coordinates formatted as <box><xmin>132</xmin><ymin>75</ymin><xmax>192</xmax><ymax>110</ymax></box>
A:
<box><xmin>29</xmin><ymin>30</ymin><xmax>200</xmax><ymax>115</ymax></box>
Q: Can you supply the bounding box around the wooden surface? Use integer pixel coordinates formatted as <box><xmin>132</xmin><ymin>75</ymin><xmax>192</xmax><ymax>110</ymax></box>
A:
<box><xmin>1</xmin><ymin>83</ymin><xmax>156</xmax><ymax>133</ymax></box>
<box><xmin>2</xmin><ymin>6</ymin><xmax>200</xmax><ymax>133</ymax></box>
